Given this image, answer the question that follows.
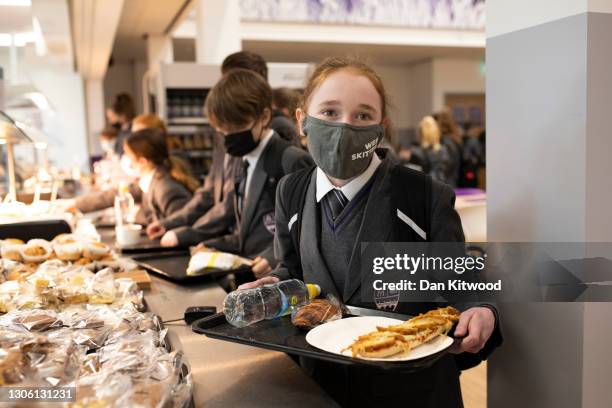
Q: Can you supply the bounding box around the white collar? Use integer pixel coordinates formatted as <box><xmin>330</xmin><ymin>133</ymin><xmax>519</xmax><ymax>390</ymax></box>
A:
<box><xmin>138</xmin><ymin>168</ymin><xmax>156</xmax><ymax>193</ymax></box>
<box><xmin>243</xmin><ymin>129</ymin><xmax>274</xmax><ymax>168</ymax></box>
<box><xmin>316</xmin><ymin>154</ymin><xmax>381</xmax><ymax>202</ymax></box>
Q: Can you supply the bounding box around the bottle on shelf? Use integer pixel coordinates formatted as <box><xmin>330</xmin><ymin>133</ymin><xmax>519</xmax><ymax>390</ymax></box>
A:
<box><xmin>223</xmin><ymin>279</ymin><xmax>321</xmax><ymax>328</ymax></box>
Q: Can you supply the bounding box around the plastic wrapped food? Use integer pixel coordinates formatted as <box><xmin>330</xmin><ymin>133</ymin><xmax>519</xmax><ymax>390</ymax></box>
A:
<box><xmin>54</xmin><ymin>240</ymin><xmax>83</xmax><ymax>261</ymax></box>
<box><xmin>187</xmin><ymin>251</ymin><xmax>243</xmax><ymax>275</ymax></box>
<box><xmin>20</xmin><ymin>239</ymin><xmax>53</xmax><ymax>264</ymax></box>
<box><xmin>1</xmin><ymin>238</ymin><xmax>25</xmax><ymax>262</ymax></box>
<box><xmin>86</xmin><ymin>269</ymin><xmax>116</xmax><ymax>304</ymax></box>
<box><xmin>82</xmin><ymin>242</ymin><xmax>111</xmax><ymax>261</ymax></box>
<box><xmin>291</xmin><ymin>295</ymin><xmax>343</xmax><ymax>330</ymax></box>
<box><xmin>11</xmin><ymin>310</ymin><xmax>63</xmax><ymax>332</ymax></box>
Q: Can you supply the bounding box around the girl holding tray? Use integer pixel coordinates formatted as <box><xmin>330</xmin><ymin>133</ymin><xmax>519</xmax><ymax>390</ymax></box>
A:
<box><xmin>239</xmin><ymin>56</ymin><xmax>502</xmax><ymax>407</ymax></box>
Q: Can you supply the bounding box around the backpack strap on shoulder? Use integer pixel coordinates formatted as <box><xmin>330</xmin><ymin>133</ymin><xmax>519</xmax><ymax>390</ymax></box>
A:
<box><xmin>390</xmin><ymin>164</ymin><xmax>432</xmax><ymax>242</ymax></box>
<box><xmin>281</xmin><ymin>165</ymin><xmax>316</xmax><ymax>258</ymax></box>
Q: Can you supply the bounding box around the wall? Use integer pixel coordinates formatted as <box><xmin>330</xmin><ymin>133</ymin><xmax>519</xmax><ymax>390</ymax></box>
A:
<box><xmin>407</xmin><ymin>60</ymin><xmax>433</xmax><ymax>128</ymax></box>
<box><xmin>432</xmin><ymin>58</ymin><xmax>485</xmax><ymax>112</ymax></box>
<box><xmin>103</xmin><ymin>61</ymin><xmax>144</xmax><ymax>116</ymax></box>
<box><xmin>372</xmin><ymin>64</ymin><xmax>411</xmax><ymax>130</ymax></box>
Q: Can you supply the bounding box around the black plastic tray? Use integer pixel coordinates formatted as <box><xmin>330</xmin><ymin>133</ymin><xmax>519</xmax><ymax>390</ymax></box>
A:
<box><xmin>192</xmin><ymin>307</ymin><xmax>458</xmax><ymax>372</ymax></box>
<box><xmin>131</xmin><ymin>251</ymin><xmax>251</xmax><ymax>283</ymax></box>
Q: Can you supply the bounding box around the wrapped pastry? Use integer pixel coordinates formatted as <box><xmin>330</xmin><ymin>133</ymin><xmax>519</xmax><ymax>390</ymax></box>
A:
<box><xmin>291</xmin><ymin>295</ymin><xmax>342</xmax><ymax>330</ymax></box>
<box><xmin>1</xmin><ymin>238</ymin><xmax>25</xmax><ymax>262</ymax></box>
<box><xmin>12</xmin><ymin>310</ymin><xmax>63</xmax><ymax>331</ymax></box>
<box><xmin>86</xmin><ymin>268</ymin><xmax>116</xmax><ymax>304</ymax></box>
<box><xmin>0</xmin><ymin>349</ymin><xmax>27</xmax><ymax>385</ymax></box>
<box><xmin>186</xmin><ymin>251</ymin><xmax>244</xmax><ymax>275</ymax></box>
<box><xmin>52</xmin><ymin>233</ymin><xmax>77</xmax><ymax>245</ymax></box>
<box><xmin>20</xmin><ymin>239</ymin><xmax>53</xmax><ymax>264</ymax></box>
<box><xmin>54</xmin><ymin>240</ymin><xmax>82</xmax><ymax>262</ymax></box>
<box><xmin>82</xmin><ymin>242</ymin><xmax>111</xmax><ymax>261</ymax></box>
<box><xmin>6</xmin><ymin>264</ymin><xmax>35</xmax><ymax>282</ymax></box>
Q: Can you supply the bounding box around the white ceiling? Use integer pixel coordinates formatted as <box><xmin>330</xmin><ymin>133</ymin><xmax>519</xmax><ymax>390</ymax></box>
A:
<box><xmin>111</xmin><ymin>0</ymin><xmax>190</xmax><ymax>61</ymax></box>
<box><xmin>0</xmin><ymin>5</ymin><xmax>32</xmax><ymax>33</ymax></box>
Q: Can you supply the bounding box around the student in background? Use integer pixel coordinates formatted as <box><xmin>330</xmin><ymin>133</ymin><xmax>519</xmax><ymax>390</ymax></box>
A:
<box><xmin>239</xmin><ymin>56</ymin><xmax>501</xmax><ymax>407</ymax></box>
<box><xmin>106</xmin><ymin>93</ymin><xmax>135</xmax><ymax>156</ymax></box>
<box><xmin>147</xmin><ymin>52</ymin><xmax>306</xmax><ymax>247</ymax></box>
<box><xmin>412</xmin><ymin>115</ymin><xmax>451</xmax><ymax>184</ymax></box>
<box><xmin>123</xmin><ymin>128</ymin><xmax>197</xmax><ymax>224</ymax></box>
<box><xmin>221</xmin><ymin>51</ymin><xmax>301</xmax><ymax>146</ymax></box>
<box><xmin>132</xmin><ymin>113</ymin><xmax>167</xmax><ymax>133</ymax></box>
<box><xmin>272</xmin><ymin>87</ymin><xmax>302</xmax><ymax>146</ymax></box>
<box><xmin>99</xmin><ymin>126</ymin><xmax>120</xmax><ymax>160</ymax></box>
<box><xmin>196</xmin><ymin>68</ymin><xmax>313</xmax><ymax>278</ymax></box>
<box><xmin>434</xmin><ymin>107</ymin><xmax>462</xmax><ymax>187</ymax></box>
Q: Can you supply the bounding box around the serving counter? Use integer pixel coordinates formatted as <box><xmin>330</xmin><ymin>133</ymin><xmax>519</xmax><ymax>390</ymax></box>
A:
<box><xmin>144</xmin><ymin>276</ymin><xmax>337</xmax><ymax>407</ymax></box>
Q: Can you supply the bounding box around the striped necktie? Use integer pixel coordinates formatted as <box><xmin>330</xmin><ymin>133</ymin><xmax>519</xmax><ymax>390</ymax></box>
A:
<box><xmin>325</xmin><ymin>189</ymin><xmax>348</xmax><ymax>221</ymax></box>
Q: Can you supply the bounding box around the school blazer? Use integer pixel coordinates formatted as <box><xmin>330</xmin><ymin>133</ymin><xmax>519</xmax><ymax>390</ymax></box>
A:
<box><xmin>205</xmin><ymin>133</ymin><xmax>314</xmax><ymax>264</ymax></box>
<box><xmin>161</xmin><ymin>133</ymin><xmax>241</xmax><ymax>246</ymax></box>
<box><xmin>271</xmin><ymin>158</ymin><xmax>501</xmax><ymax>406</ymax></box>
<box><xmin>75</xmin><ymin>182</ymin><xmax>142</xmax><ymax>214</ymax></box>
<box><xmin>137</xmin><ymin>168</ymin><xmax>193</xmax><ymax>225</ymax></box>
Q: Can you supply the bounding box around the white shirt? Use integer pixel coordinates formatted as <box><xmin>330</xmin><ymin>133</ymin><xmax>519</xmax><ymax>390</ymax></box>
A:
<box><xmin>138</xmin><ymin>168</ymin><xmax>156</xmax><ymax>194</ymax></box>
<box><xmin>315</xmin><ymin>154</ymin><xmax>381</xmax><ymax>203</ymax></box>
<box><xmin>243</xmin><ymin>129</ymin><xmax>274</xmax><ymax>199</ymax></box>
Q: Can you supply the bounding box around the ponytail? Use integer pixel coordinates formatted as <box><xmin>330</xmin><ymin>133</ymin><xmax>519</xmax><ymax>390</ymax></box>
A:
<box><xmin>168</xmin><ymin>156</ymin><xmax>200</xmax><ymax>193</ymax></box>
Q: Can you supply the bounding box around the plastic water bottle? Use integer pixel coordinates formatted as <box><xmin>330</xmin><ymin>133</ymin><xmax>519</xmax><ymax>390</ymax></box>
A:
<box><xmin>224</xmin><ymin>279</ymin><xmax>321</xmax><ymax>328</ymax></box>
<box><xmin>114</xmin><ymin>181</ymin><xmax>134</xmax><ymax>226</ymax></box>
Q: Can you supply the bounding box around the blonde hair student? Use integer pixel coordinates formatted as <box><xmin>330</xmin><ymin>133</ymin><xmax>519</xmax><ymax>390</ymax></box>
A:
<box><xmin>237</xmin><ymin>56</ymin><xmax>502</xmax><ymax>407</ymax></box>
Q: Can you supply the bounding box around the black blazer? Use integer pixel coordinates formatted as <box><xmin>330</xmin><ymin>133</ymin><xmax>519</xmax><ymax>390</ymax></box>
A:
<box><xmin>161</xmin><ymin>133</ymin><xmax>241</xmax><ymax>245</ymax></box>
<box><xmin>205</xmin><ymin>133</ymin><xmax>313</xmax><ymax>264</ymax></box>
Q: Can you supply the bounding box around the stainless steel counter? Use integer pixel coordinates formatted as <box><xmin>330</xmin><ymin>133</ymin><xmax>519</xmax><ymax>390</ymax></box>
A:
<box><xmin>94</xmin><ymin>225</ymin><xmax>335</xmax><ymax>406</ymax></box>
<box><xmin>144</xmin><ymin>272</ymin><xmax>337</xmax><ymax>407</ymax></box>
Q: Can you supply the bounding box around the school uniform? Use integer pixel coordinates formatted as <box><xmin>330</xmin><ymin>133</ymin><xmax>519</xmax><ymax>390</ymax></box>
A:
<box><xmin>204</xmin><ymin>130</ymin><xmax>314</xmax><ymax>265</ymax></box>
<box><xmin>271</xmin><ymin>152</ymin><xmax>502</xmax><ymax>407</ymax></box>
<box><xmin>75</xmin><ymin>182</ymin><xmax>142</xmax><ymax>214</ymax></box>
<box><xmin>270</xmin><ymin>110</ymin><xmax>301</xmax><ymax>147</ymax></box>
<box><xmin>136</xmin><ymin>168</ymin><xmax>193</xmax><ymax>225</ymax></box>
<box><xmin>160</xmin><ymin>133</ymin><xmax>241</xmax><ymax>246</ymax></box>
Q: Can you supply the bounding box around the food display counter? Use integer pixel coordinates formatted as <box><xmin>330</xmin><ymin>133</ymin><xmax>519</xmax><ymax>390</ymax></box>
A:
<box><xmin>145</xmin><ymin>276</ymin><xmax>337</xmax><ymax>407</ymax></box>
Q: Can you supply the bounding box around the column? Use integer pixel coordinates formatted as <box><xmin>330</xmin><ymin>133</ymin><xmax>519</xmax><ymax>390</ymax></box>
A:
<box><xmin>487</xmin><ymin>1</ymin><xmax>612</xmax><ymax>407</ymax></box>
<box><xmin>194</xmin><ymin>0</ymin><xmax>241</xmax><ymax>64</ymax></box>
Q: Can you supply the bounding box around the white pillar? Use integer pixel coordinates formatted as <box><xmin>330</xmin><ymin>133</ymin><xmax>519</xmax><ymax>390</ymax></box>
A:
<box><xmin>194</xmin><ymin>0</ymin><xmax>241</xmax><ymax>64</ymax></box>
<box><xmin>85</xmin><ymin>79</ymin><xmax>105</xmax><ymax>156</ymax></box>
<box><xmin>487</xmin><ymin>1</ymin><xmax>612</xmax><ymax>407</ymax></box>
<box><xmin>146</xmin><ymin>34</ymin><xmax>174</xmax><ymax>74</ymax></box>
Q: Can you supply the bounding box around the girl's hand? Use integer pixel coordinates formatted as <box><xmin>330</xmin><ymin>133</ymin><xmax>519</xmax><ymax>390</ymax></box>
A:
<box><xmin>146</xmin><ymin>221</ymin><xmax>166</xmax><ymax>239</ymax></box>
<box><xmin>450</xmin><ymin>307</ymin><xmax>495</xmax><ymax>354</ymax></box>
<box><xmin>160</xmin><ymin>231</ymin><xmax>178</xmax><ymax>247</ymax></box>
<box><xmin>251</xmin><ymin>256</ymin><xmax>272</xmax><ymax>278</ymax></box>
<box><xmin>237</xmin><ymin>276</ymin><xmax>279</xmax><ymax>290</ymax></box>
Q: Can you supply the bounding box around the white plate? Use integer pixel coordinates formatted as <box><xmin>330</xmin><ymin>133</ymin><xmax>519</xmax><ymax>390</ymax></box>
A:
<box><xmin>305</xmin><ymin>316</ymin><xmax>454</xmax><ymax>362</ymax></box>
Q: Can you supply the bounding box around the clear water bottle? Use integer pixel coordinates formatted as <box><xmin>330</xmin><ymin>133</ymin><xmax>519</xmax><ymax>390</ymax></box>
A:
<box><xmin>114</xmin><ymin>181</ymin><xmax>135</xmax><ymax>226</ymax></box>
<box><xmin>224</xmin><ymin>279</ymin><xmax>321</xmax><ymax>328</ymax></box>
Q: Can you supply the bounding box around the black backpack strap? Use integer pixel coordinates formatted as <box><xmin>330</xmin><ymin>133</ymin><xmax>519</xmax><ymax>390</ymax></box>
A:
<box><xmin>280</xmin><ymin>165</ymin><xmax>316</xmax><ymax>259</ymax></box>
<box><xmin>390</xmin><ymin>164</ymin><xmax>432</xmax><ymax>242</ymax></box>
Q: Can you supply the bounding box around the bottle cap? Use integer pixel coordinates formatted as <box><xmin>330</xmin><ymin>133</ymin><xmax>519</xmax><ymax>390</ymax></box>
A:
<box><xmin>306</xmin><ymin>284</ymin><xmax>321</xmax><ymax>300</ymax></box>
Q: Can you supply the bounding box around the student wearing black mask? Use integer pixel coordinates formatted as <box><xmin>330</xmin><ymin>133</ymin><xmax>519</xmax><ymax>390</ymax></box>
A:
<box><xmin>196</xmin><ymin>68</ymin><xmax>313</xmax><ymax>278</ymax></box>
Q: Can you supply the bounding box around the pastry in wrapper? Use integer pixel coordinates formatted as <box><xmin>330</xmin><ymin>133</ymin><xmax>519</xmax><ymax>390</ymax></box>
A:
<box><xmin>291</xmin><ymin>296</ymin><xmax>342</xmax><ymax>330</ymax></box>
<box><xmin>20</xmin><ymin>239</ymin><xmax>53</xmax><ymax>264</ymax></box>
<box><xmin>187</xmin><ymin>251</ymin><xmax>245</xmax><ymax>275</ymax></box>
<box><xmin>82</xmin><ymin>242</ymin><xmax>111</xmax><ymax>261</ymax></box>
<box><xmin>1</xmin><ymin>238</ymin><xmax>25</xmax><ymax>262</ymax></box>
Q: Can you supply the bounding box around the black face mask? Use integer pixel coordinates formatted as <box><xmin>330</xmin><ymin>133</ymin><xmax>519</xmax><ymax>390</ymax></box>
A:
<box><xmin>224</xmin><ymin>127</ymin><xmax>260</xmax><ymax>157</ymax></box>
